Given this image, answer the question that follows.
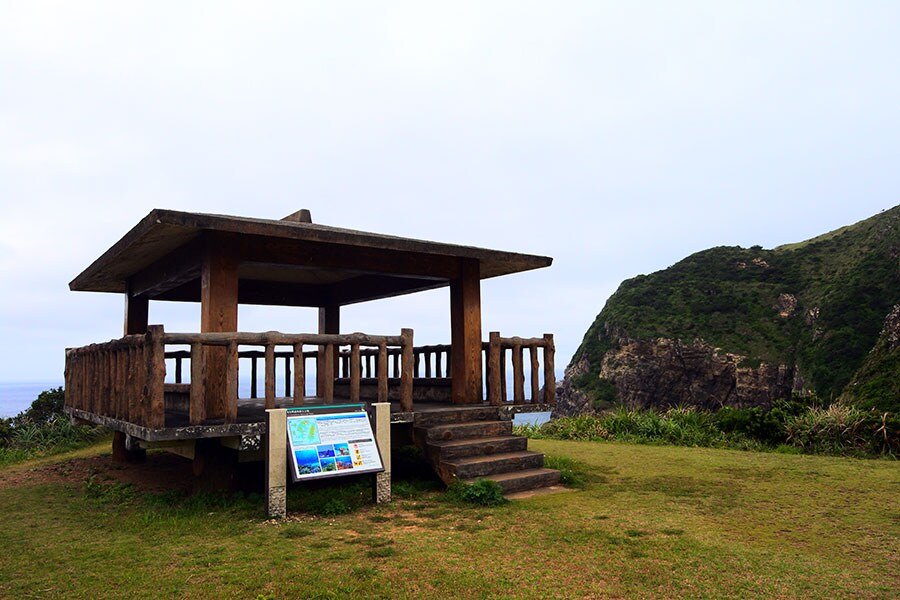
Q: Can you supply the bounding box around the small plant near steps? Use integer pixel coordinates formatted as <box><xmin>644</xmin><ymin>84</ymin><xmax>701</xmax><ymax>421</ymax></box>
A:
<box><xmin>413</xmin><ymin>406</ymin><xmax>561</xmax><ymax>495</ymax></box>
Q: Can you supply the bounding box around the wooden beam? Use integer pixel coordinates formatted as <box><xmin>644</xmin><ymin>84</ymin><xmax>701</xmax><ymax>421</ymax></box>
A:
<box><xmin>200</xmin><ymin>233</ymin><xmax>239</xmax><ymax>421</ymax></box>
<box><xmin>450</xmin><ymin>258</ymin><xmax>483</xmax><ymax>404</ymax></box>
<box><xmin>239</xmin><ymin>234</ymin><xmax>461</xmax><ymax>281</ymax></box>
<box><xmin>331</xmin><ymin>274</ymin><xmax>449</xmax><ymax>306</ymax></box>
<box><xmin>128</xmin><ymin>239</ymin><xmax>203</xmax><ymax>298</ymax></box>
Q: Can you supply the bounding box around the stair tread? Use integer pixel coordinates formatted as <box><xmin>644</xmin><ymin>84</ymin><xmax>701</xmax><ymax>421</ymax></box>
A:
<box><xmin>461</xmin><ymin>467</ymin><xmax>560</xmax><ymax>484</ymax></box>
<box><xmin>422</xmin><ymin>420</ymin><xmax>507</xmax><ymax>431</ymax></box>
<box><xmin>428</xmin><ymin>435</ymin><xmax>523</xmax><ymax>449</ymax></box>
<box><xmin>444</xmin><ymin>450</ymin><xmax>543</xmax><ymax>467</ymax></box>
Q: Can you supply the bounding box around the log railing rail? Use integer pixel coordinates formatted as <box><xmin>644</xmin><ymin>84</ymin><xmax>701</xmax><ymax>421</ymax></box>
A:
<box><xmin>66</xmin><ymin>326</ymin><xmax>415</xmax><ymax>428</ymax></box>
<box><xmin>485</xmin><ymin>332</ymin><xmax>556</xmax><ymax>406</ymax></box>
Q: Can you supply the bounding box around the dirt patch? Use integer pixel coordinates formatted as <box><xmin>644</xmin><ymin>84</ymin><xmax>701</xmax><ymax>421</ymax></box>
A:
<box><xmin>0</xmin><ymin>451</ymin><xmax>196</xmax><ymax>493</ymax></box>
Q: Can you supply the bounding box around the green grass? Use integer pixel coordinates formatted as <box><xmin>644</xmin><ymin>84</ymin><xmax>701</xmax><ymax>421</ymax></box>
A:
<box><xmin>1</xmin><ymin>440</ymin><xmax>898</xmax><ymax>599</ymax></box>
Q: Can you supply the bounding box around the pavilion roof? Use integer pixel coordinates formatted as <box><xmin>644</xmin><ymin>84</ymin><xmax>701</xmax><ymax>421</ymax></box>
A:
<box><xmin>70</xmin><ymin>209</ymin><xmax>552</xmax><ymax>306</ymax></box>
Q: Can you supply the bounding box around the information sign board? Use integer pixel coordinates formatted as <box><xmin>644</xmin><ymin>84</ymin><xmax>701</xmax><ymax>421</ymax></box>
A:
<box><xmin>286</xmin><ymin>405</ymin><xmax>384</xmax><ymax>482</ymax></box>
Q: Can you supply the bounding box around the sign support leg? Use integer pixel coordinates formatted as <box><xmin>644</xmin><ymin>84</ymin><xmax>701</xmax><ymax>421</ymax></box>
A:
<box><xmin>265</xmin><ymin>408</ymin><xmax>287</xmax><ymax>518</ymax></box>
<box><xmin>372</xmin><ymin>402</ymin><xmax>391</xmax><ymax>503</ymax></box>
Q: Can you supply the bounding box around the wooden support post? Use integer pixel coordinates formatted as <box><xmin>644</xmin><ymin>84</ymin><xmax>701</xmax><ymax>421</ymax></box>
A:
<box><xmin>189</xmin><ymin>342</ymin><xmax>207</xmax><ymax>424</ymax></box>
<box><xmin>512</xmin><ymin>340</ymin><xmax>525</xmax><ymax>405</ymax></box>
<box><xmin>292</xmin><ymin>343</ymin><xmax>305</xmax><ymax>406</ymax></box>
<box><xmin>530</xmin><ymin>346</ymin><xmax>540</xmax><ymax>403</ymax></box>
<box><xmin>200</xmin><ymin>234</ymin><xmax>238</xmax><ymax>420</ymax></box>
<box><xmin>450</xmin><ymin>258</ymin><xmax>483</xmax><ymax>404</ymax></box>
<box><xmin>317</xmin><ymin>304</ymin><xmax>340</xmax><ymax>398</ymax></box>
<box><xmin>543</xmin><ymin>334</ymin><xmax>556</xmax><ymax>405</ymax></box>
<box><xmin>265</xmin><ymin>343</ymin><xmax>276</xmax><ymax>409</ymax></box>
<box><xmin>488</xmin><ymin>332</ymin><xmax>501</xmax><ymax>405</ymax></box>
<box><xmin>124</xmin><ymin>283</ymin><xmax>149</xmax><ymax>336</ymax></box>
<box><xmin>400</xmin><ymin>329</ymin><xmax>414</xmax><ymax>412</ymax></box>
<box><xmin>250</xmin><ymin>356</ymin><xmax>258</xmax><ymax>399</ymax></box>
<box><xmin>350</xmin><ymin>343</ymin><xmax>361</xmax><ymax>403</ymax></box>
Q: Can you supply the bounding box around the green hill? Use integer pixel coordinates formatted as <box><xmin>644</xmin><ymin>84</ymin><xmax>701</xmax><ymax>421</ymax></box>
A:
<box><xmin>566</xmin><ymin>205</ymin><xmax>900</xmax><ymax>412</ymax></box>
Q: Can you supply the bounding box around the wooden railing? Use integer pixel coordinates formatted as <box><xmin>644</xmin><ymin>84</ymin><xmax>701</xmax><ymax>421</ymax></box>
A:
<box><xmin>485</xmin><ymin>332</ymin><xmax>556</xmax><ymax>406</ymax></box>
<box><xmin>163</xmin><ymin>329</ymin><xmax>414</xmax><ymax>423</ymax></box>
<box><xmin>65</xmin><ymin>325</ymin><xmax>167</xmax><ymax>428</ymax></box>
<box><xmin>66</xmin><ymin>326</ymin><xmax>415</xmax><ymax>428</ymax></box>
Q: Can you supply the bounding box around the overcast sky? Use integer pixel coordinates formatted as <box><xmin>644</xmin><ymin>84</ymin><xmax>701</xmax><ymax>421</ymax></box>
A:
<box><xmin>1</xmin><ymin>1</ymin><xmax>898</xmax><ymax>383</ymax></box>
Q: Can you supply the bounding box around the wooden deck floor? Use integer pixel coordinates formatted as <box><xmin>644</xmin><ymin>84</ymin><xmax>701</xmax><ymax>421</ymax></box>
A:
<box><xmin>67</xmin><ymin>397</ymin><xmax>552</xmax><ymax>443</ymax></box>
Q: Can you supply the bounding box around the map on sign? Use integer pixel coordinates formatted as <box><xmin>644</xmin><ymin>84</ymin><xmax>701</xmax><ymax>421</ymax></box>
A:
<box><xmin>286</xmin><ymin>408</ymin><xmax>383</xmax><ymax>481</ymax></box>
<box><xmin>288</xmin><ymin>418</ymin><xmax>320</xmax><ymax>446</ymax></box>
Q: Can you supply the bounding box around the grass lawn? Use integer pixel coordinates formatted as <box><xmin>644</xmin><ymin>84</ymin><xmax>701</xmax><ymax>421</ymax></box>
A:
<box><xmin>0</xmin><ymin>439</ymin><xmax>897</xmax><ymax>599</ymax></box>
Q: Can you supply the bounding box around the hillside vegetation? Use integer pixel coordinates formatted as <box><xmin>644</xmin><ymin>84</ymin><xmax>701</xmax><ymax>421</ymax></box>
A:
<box><xmin>569</xmin><ymin>205</ymin><xmax>899</xmax><ymax>411</ymax></box>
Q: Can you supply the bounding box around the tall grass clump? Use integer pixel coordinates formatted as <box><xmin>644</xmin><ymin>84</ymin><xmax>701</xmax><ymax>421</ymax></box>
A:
<box><xmin>523</xmin><ymin>402</ymin><xmax>897</xmax><ymax>458</ymax></box>
<box><xmin>785</xmin><ymin>404</ymin><xmax>899</xmax><ymax>457</ymax></box>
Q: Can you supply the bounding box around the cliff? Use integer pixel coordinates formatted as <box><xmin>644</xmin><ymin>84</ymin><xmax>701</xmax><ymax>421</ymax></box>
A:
<box><xmin>559</xmin><ymin>205</ymin><xmax>900</xmax><ymax>415</ymax></box>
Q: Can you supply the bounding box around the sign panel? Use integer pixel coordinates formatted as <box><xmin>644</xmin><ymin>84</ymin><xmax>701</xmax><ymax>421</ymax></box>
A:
<box><xmin>286</xmin><ymin>405</ymin><xmax>384</xmax><ymax>482</ymax></box>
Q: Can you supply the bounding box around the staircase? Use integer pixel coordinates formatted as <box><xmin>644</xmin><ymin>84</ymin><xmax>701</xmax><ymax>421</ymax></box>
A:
<box><xmin>413</xmin><ymin>406</ymin><xmax>561</xmax><ymax>495</ymax></box>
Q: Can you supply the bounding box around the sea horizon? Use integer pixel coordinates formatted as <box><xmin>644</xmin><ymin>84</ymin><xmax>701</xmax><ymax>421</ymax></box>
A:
<box><xmin>0</xmin><ymin>381</ymin><xmax>64</xmax><ymax>419</ymax></box>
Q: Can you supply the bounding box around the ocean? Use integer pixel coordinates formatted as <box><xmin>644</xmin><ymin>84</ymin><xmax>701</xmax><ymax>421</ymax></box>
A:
<box><xmin>0</xmin><ymin>382</ymin><xmax>63</xmax><ymax>419</ymax></box>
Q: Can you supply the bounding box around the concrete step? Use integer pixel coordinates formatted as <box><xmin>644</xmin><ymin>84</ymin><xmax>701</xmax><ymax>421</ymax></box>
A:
<box><xmin>443</xmin><ymin>451</ymin><xmax>546</xmax><ymax>479</ymax></box>
<box><xmin>427</xmin><ymin>435</ymin><xmax>529</xmax><ymax>461</ymax></box>
<box><xmin>418</xmin><ymin>420</ymin><xmax>512</xmax><ymax>442</ymax></box>
<box><xmin>461</xmin><ymin>468</ymin><xmax>562</xmax><ymax>495</ymax></box>
<box><xmin>413</xmin><ymin>406</ymin><xmax>502</xmax><ymax>428</ymax></box>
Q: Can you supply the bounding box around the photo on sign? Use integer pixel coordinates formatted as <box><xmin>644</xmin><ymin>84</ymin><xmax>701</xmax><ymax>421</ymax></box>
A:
<box><xmin>293</xmin><ymin>448</ymin><xmax>322</xmax><ymax>475</ymax></box>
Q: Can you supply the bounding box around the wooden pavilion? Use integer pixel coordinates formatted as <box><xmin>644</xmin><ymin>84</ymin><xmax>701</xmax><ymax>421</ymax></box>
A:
<box><xmin>65</xmin><ymin>209</ymin><xmax>560</xmax><ymax>495</ymax></box>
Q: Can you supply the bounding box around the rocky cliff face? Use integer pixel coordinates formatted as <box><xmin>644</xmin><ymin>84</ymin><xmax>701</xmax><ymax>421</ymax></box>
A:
<box><xmin>559</xmin><ymin>205</ymin><xmax>899</xmax><ymax>416</ymax></box>
<box><xmin>556</xmin><ymin>330</ymin><xmax>803</xmax><ymax>416</ymax></box>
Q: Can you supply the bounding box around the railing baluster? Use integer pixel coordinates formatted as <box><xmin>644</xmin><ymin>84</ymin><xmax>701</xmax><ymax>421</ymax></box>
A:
<box><xmin>250</xmin><ymin>353</ymin><xmax>258</xmax><ymax>399</ymax></box>
<box><xmin>512</xmin><ymin>339</ymin><xmax>525</xmax><ymax>405</ymax></box>
<box><xmin>377</xmin><ymin>343</ymin><xmax>388</xmax><ymax>402</ymax></box>
<box><xmin>265</xmin><ymin>343</ymin><xmax>276</xmax><ymax>409</ymax></box>
<box><xmin>190</xmin><ymin>342</ymin><xmax>206</xmax><ymax>424</ymax></box>
<box><xmin>146</xmin><ymin>325</ymin><xmax>166</xmax><ymax>428</ymax></box>
<box><xmin>488</xmin><ymin>332</ymin><xmax>501</xmax><ymax>405</ymax></box>
<box><xmin>400</xmin><ymin>329</ymin><xmax>413</xmax><ymax>412</ymax></box>
<box><xmin>293</xmin><ymin>343</ymin><xmax>304</xmax><ymax>407</ymax></box>
<box><xmin>543</xmin><ymin>333</ymin><xmax>556</xmax><ymax>405</ymax></box>
<box><xmin>284</xmin><ymin>352</ymin><xmax>291</xmax><ymax>397</ymax></box>
<box><xmin>225</xmin><ymin>341</ymin><xmax>239</xmax><ymax>423</ymax></box>
<box><xmin>324</xmin><ymin>343</ymin><xmax>335</xmax><ymax>401</ymax></box>
<box><xmin>500</xmin><ymin>347</ymin><xmax>507</xmax><ymax>403</ymax></box>
<box><xmin>350</xmin><ymin>343</ymin><xmax>361</xmax><ymax>402</ymax></box>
